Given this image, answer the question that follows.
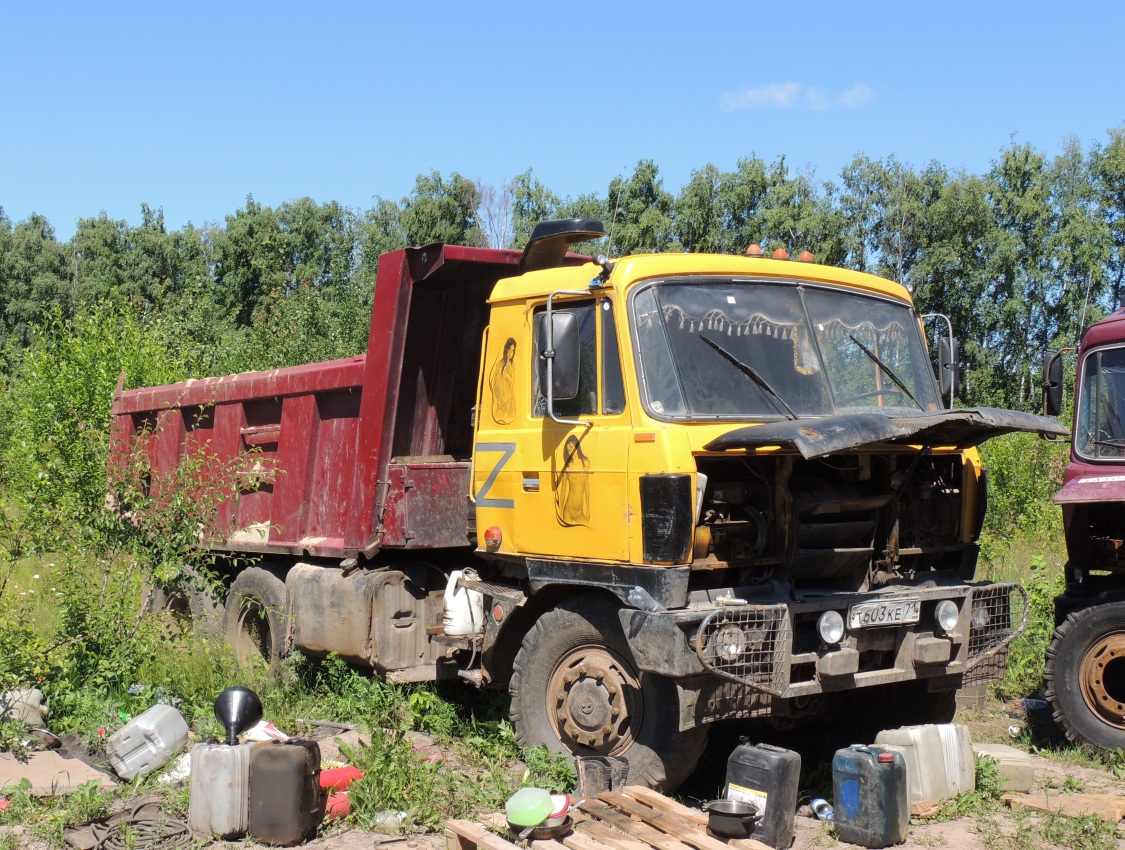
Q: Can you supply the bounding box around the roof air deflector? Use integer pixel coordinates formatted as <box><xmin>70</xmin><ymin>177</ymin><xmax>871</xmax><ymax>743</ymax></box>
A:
<box><xmin>519</xmin><ymin>219</ymin><xmax>605</xmax><ymax>274</ymax></box>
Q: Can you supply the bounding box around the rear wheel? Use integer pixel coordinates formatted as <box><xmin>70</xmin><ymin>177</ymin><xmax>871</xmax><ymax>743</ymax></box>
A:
<box><xmin>224</xmin><ymin>568</ymin><xmax>289</xmax><ymax>670</ymax></box>
<box><xmin>509</xmin><ymin>594</ymin><xmax>708</xmax><ymax>791</ymax></box>
<box><xmin>1045</xmin><ymin>601</ymin><xmax>1125</xmax><ymax>751</ymax></box>
<box><xmin>143</xmin><ymin>567</ymin><xmax>225</xmax><ymax>636</ymax></box>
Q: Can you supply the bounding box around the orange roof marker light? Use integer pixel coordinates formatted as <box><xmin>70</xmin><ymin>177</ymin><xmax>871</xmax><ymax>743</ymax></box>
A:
<box><xmin>797</xmin><ymin>250</ymin><xmax>815</xmax><ymax>263</ymax></box>
<box><xmin>745</xmin><ymin>244</ymin><xmax>763</xmax><ymax>257</ymax></box>
<box><xmin>772</xmin><ymin>247</ymin><xmax>789</xmax><ymax>260</ymax></box>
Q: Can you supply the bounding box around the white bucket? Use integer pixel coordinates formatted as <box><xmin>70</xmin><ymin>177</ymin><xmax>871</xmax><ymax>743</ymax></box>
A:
<box><xmin>443</xmin><ymin>570</ymin><xmax>484</xmax><ymax>637</ymax></box>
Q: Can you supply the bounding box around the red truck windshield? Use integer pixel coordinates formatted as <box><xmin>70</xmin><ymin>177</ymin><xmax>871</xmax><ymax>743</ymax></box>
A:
<box><xmin>1076</xmin><ymin>344</ymin><xmax>1125</xmax><ymax>460</ymax></box>
<box><xmin>631</xmin><ymin>278</ymin><xmax>942</xmax><ymax>420</ymax></box>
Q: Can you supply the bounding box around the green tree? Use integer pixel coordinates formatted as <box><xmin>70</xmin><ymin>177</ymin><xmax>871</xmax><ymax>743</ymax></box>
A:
<box><xmin>672</xmin><ymin>163</ymin><xmax>723</xmax><ymax>252</ymax></box>
<box><xmin>1048</xmin><ymin>137</ymin><xmax>1110</xmax><ymax>346</ymax></box>
<box><xmin>510</xmin><ymin>169</ymin><xmax>562</xmax><ymax>249</ymax></box>
<box><xmin>715</xmin><ymin>156</ymin><xmax>774</xmax><ymax>253</ymax></box>
<box><xmin>909</xmin><ymin>167</ymin><xmax>997</xmax><ymax>405</ymax></box>
<box><xmin>759</xmin><ymin>159</ymin><xmax>845</xmax><ymax>264</ymax></box>
<box><xmin>984</xmin><ymin>142</ymin><xmax>1056</xmax><ymax>407</ymax></box>
<box><xmin>605</xmin><ymin>160</ymin><xmax>673</xmax><ymax>255</ymax></box>
<box><xmin>1092</xmin><ymin>128</ymin><xmax>1125</xmax><ymax>312</ymax></box>
<box><xmin>0</xmin><ymin>213</ymin><xmax>70</xmax><ymax>352</ymax></box>
<box><xmin>399</xmin><ymin>171</ymin><xmax>485</xmax><ymax>247</ymax></box>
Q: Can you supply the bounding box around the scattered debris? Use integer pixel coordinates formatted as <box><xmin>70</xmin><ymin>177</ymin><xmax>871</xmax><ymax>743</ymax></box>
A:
<box><xmin>106</xmin><ymin>705</ymin><xmax>188</xmax><ymax>781</ymax></box>
<box><xmin>1002</xmin><ymin>792</ymin><xmax>1125</xmax><ymax>821</ymax></box>
<box><xmin>910</xmin><ymin>801</ymin><xmax>941</xmax><ymax>819</ymax></box>
<box><xmin>297</xmin><ymin>719</ymin><xmax>358</xmax><ymax>732</ymax></box>
<box><xmin>973</xmin><ymin>743</ymin><xmax>1036</xmax><ymax>793</ymax></box>
<box><xmin>320</xmin><ymin>765</ymin><xmax>363</xmax><ymax>793</ymax></box>
<box><xmin>156</xmin><ymin>753</ymin><xmax>191</xmax><ymax>785</ymax></box>
<box><xmin>64</xmin><ymin>794</ymin><xmax>193</xmax><ymax>850</ymax></box>
<box><xmin>0</xmin><ymin>689</ymin><xmax>48</xmax><ymax>727</ymax></box>
<box><xmin>241</xmin><ymin>719</ymin><xmax>289</xmax><ymax>742</ymax></box>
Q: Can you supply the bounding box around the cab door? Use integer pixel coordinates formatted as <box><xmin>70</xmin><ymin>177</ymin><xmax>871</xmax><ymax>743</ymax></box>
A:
<box><xmin>519</xmin><ymin>296</ymin><xmax>631</xmax><ymax>562</ymax></box>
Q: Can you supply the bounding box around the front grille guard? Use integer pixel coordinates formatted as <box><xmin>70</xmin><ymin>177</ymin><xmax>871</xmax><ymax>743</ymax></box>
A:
<box><xmin>695</xmin><ymin>604</ymin><xmax>791</xmax><ymax>696</ymax></box>
<box><xmin>966</xmin><ymin>581</ymin><xmax>1028</xmax><ymax>672</ymax></box>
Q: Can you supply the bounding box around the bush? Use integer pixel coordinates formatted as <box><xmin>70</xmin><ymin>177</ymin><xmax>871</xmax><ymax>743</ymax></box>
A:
<box><xmin>979</xmin><ymin>432</ymin><xmax>1069</xmax><ymax>542</ymax></box>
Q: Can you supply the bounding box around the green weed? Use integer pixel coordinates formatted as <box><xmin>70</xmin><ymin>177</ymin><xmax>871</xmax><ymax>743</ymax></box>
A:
<box><xmin>922</xmin><ymin>755</ymin><xmax>1004</xmax><ymax>822</ymax></box>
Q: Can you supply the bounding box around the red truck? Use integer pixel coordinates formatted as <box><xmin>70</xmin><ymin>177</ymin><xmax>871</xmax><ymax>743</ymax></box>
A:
<box><xmin>1045</xmin><ymin>308</ymin><xmax>1125</xmax><ymax>750</ymax></box>
<box><xmin>113</xmin><ymin>220</ymin><xmax>1063</xmax><ymax>789</ymax></box>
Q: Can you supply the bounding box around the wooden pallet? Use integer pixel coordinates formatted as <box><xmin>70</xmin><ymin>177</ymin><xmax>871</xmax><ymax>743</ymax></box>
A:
<box><xmin>446</xmin><ymin>786</ymin><xmax>772</xmax><ymax>850</ymax></box>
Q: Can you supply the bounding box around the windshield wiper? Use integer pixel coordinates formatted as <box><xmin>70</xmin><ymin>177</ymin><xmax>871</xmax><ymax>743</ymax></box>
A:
<box><xmin>847</xmin><ymin>335</ymin><xmax>924</xmax><ymax>411</ymax></box>
<box><xmin>699</xmin><ymin>334</ymin><xmax>798</xmax><ymax>420</ymax></box>
<box><xmin>1092</xmin><ymin>437</ymin><xmax>1125</xmax><ymax>448</ymax></box>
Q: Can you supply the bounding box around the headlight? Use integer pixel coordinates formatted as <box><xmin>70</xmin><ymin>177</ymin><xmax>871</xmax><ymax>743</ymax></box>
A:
<box><xmin>713</xmin><ymin>624</ymin><xmax>747</xmax><ymax>660</ymax></box>
<box><xmin>971</xmin><ymin>605</ymin><xmax>989</xmax><ymax>629</ymax></box>
<box><xmin>935</xmin><ymin>600</ymin><xmax>960</xmax><ymax>633</ymax></box>
<box><xmin>817</xmin><ymin>611</ymin><xmax>845</xmax><ymax>645</ymax></box>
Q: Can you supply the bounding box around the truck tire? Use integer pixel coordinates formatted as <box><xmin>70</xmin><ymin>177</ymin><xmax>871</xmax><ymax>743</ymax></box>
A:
<box><xmin>143</xmin><ymin>569</ymin><xmax>225</xmax><ymax>637</ymax></box>
<box><xmin>1045</xmin><ymin>602</ymin><xmax>1125</xmax><ymax>751</ymax></box>
<box><xmin>509</xmin><ymin>594</ymin><xmax>707</xmax><ymax>792</ymax></box>
<box><xmin>224</xmin><ymin>568</ymin><xmax>289</xmax><ymax>670</ymax></box>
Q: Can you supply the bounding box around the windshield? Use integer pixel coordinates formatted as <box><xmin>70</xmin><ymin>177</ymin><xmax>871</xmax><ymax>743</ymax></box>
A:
<box><xmin>1076</xmin><ymin>345</ymin><xmax>1125</xmax><ymax>460</ymax></box>
<box><xmin>631</xmin><ymin>278</ymin><xmax>942</xmax><ymax>419</ymax></box>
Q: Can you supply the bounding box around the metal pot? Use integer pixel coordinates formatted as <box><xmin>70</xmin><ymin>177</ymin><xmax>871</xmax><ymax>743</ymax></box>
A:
<box><xmin>507</xmin><ymin>816</ymin><xmax>573</xmax><ymax>841</ymax></box>
<box><xmin>703</xmin><ymin>799</ymin><xmax>760</xmax><ymax>838</ymax></box>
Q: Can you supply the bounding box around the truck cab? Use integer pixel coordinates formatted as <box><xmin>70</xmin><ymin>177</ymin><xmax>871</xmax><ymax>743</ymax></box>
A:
<box><xmin>1044</xmin><ymin>309</ymin><xmax>1125</xmax><ymax>751</ymax></box>
<box><xmin>469</xmin><ymin>222</ymin><xmax>1063</xmax><ymax>787</ymax></box>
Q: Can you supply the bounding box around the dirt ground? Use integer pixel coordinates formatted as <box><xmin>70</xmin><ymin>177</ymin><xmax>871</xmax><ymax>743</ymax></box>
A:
<box><xmin>305</xmin><ymin>698</ymin><xmax>1125</xmax><ymax>850</ymax></box>
<box><xmin>6</xmin><ymin>695</ymin><xmax>1125</xmax><ymax>850</ymax></box>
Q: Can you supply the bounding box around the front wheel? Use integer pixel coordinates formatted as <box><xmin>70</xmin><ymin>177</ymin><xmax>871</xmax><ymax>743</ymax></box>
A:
<box><xmin>1045</xmin><ymin>601</ymin><xmax>1125</xmax><ymax>751</ymax></box>
<box><xmin>509</xmin><ymin>594</ymin><xmax>707</xmax><ymax>791</ymax></box>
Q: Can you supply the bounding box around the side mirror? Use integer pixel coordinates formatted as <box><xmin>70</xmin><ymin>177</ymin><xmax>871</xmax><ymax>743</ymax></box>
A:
<box><xmin>1043</xmin><ymin>350</ymin><xmax>1064</xmax><ymax>417</ymax></box>
<box><xmin>536</xmin><ymin>311</ymin><xmax>580</xmax><ymax>403</ymax></box>
<box><xmin>938</xmin><ymin>336</ymin><xmax>960</xmax><ymax>407</ymax></box>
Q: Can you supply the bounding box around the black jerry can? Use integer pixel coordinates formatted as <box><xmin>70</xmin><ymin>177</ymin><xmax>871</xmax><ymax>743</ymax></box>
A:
<box><xmin>248</xmin><ymin>739</ymin><xmax>323</xmax><ymax>846</ymax></box>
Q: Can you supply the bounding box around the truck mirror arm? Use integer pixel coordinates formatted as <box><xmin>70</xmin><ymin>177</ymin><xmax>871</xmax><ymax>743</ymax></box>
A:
<box><xmin>544</xmin><ymin>290</ymin><xmax>593</xmax><ymax>428</ymax></box>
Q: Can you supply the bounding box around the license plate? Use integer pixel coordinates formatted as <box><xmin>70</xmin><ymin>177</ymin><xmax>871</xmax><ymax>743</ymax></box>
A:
<box><xmin>847</xmin><ymin>598</ymin><xmax>921</xmax><ymax>629</ymax></box>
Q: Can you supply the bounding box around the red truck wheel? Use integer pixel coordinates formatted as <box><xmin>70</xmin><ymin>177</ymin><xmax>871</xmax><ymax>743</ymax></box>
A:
<box><xmin>1045</xmin><ymin>602</ymin><xmax>1125</xmax><ymax>751</ymax></box>
<box><xmin>509</xmin><ymin>594</ymin><xmax>707</xmax><ymax>792</ymax></box>
<box><xmin>224</xmin><ymin>568</ymin><xmax>289</xmax><ymax>670</ymax></box>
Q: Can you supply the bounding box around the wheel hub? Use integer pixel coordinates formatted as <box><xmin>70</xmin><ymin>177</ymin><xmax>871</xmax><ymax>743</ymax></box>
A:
<box><xmin>1080</xmin><ymin>631</ymin><xmax>1125</xmax><ymax>730</ymax></box>
<box><xmin>548</xmin><ymin>646</ymin><xmax>640</xmax><ymax>753</ymax></box>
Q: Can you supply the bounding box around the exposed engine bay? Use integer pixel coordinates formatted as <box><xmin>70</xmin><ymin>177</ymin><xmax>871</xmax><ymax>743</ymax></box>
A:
<box><xmin>693</xmin><ymin>451</ymin><xmax>974</xmax><ymax>592</ymax></box>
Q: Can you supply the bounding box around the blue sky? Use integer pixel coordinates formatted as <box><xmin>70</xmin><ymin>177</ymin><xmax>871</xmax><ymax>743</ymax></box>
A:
<box><xmin>3</xmin><ymin>1</ymin><xmax>1124</xmax><ymax>242</ymax></box>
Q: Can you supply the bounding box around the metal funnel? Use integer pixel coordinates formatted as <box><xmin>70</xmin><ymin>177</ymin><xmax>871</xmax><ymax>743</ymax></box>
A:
<box><xmin>214</xmin><ymin>686</ymin><xmax>263</xmax><ymax>745</ymax></box>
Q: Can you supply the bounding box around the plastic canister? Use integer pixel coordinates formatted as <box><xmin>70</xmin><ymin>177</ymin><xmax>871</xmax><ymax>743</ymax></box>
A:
<box><xmin>188</xmin><ymin>742</ymin><xmax>255</xmax><ymax>838</ymax></box>
<box><xmin>874</xmin><ymin>723</ymin><xmax>974</xmax><ymax>804</ymax></box>
<box><xmin>724</xmin><ymin>743</ymin><xmax>801</xmax><ymax>849</ymax></box>
<box><xmin>106</xmin><ymin>704</ymin><xmax>189</xmax><ymax>780</ymax></box>
<box><xmin>832</xmin><ymin>746</ymin><xmax>908</xmax><ymax>849</ymax></box>
<box><xmin>443</xmin><ymin>570</ymin><xmax>485</xmax><ymax>637</ymax></box>
<box><xmin>248</xmin><ymin>739</ymin><xmax>322</xmax><ymax>846</ymax></box>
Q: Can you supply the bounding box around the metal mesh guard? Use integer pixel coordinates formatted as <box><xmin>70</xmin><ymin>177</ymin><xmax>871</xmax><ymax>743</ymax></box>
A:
<box><xmin>967</xmin><ymin>581</ymin><xmax>1028</xmax><ymax>671</ymax></box>
<box><xmin>695</xmin><ymin>605</ymin><xmax>791</xmax><ymax>696</ymax></box>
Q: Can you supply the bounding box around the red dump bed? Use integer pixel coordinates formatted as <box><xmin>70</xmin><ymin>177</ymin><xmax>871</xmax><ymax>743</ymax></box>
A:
<box><xmin>110</xmin><ymin>244</ymin><xmax>523</xmax><ymax>560</ymax></box>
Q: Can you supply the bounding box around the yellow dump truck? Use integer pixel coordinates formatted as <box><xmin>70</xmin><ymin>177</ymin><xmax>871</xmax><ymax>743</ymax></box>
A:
<box><xmin>112</xmin><ymin>219</ymin><xmax>1066</xmax><ymax>790</ymax></box>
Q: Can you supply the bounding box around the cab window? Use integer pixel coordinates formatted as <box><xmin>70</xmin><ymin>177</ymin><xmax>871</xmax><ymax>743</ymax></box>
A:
<box><xmin>533</xmin><ymin>299</ymin><xmax>625</xmax><ymax>418</ymax></box>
